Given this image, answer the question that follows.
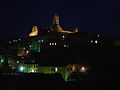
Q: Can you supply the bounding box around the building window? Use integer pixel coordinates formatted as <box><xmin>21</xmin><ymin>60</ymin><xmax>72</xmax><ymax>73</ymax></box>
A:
<box><xmin>90</xmin><ymin>40</ymin><xmax>93</xmax><ymax>43</ymax></box>
<box><xmin>55</xmin><ymin>68</ymin><xmax>58</xmax><ymax>72</ymax></box>
<box><xmin>29</xmin><ymin>45</ymin><xmax>32</xmax><ymax>47</ymax></box>
<box><xmin>49</xmin><ymin>43</ymin><xmax>57</xmax><ymax>46</ymax></box>
<box><xmin>49</xmin><ymin>43</ymin><xmax>51</xmax><ymax>45</ymax></box>
<box><xmin>97</xmin><ymin>34</ymin><xmax>100</xmax><ymax>37</ymax></box>
<box><xmin>64</xmin><ymin>45</ymin><xmax>67</xmax><ymax>47</ymax></box>
<box><xmin>38</xmin><ymin>40</ymin><xmax>41</xmax><ymax>42</ymax></box>
<box><xmin>64</xmin><ymin>45</ymin><xmax>69</xmax><ymax>47</ymax></box>
<box><xmin>52</xmin><ymin>43</ymin><xmax>54</xmax><ymax>45</ymax></box>
<box><xmin>41</xmin><ymin>40</ymin><xmax>44</xmax><ymax>42</ymax></box>
<box><xmin>95</xmin><ymin>40</ymin><xmax>98</xmax><ymax>44</ymax></box>
<box><xmin>55</xmin><ymin>43</ymin><xmax>57</xmax><ymax>45</ymax></box>
<box><xmin>51</xmin><ymin>68</ymin><xmax>58</xmax><ymax>71</ymax></box>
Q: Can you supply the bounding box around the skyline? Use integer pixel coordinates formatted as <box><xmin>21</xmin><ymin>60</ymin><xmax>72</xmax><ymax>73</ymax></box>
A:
<box><xmin>0</xmin><ymin>0</ymin><xmax>120</xmax><ymax>38</ymax></box>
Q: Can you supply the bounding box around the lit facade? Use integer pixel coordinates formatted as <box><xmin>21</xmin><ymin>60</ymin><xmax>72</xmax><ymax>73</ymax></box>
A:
<box><xmin>17</xmin><ymin>64</ymin><xmax>88</xmax><ymax>81</ymax></box>
<box><xmin>29</xmin><ymin>14</ymin><xmax>80</xmax><ymax>37</ymax></box>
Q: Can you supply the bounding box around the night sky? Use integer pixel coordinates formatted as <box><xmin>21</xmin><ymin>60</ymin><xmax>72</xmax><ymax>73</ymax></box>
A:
<box><xmin>0</xmin><ymin>0</ymin><xmax>120</xmax><ymax>38</ymax></box>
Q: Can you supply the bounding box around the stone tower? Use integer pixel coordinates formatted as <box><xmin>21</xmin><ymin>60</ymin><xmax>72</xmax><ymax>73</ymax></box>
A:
<box><xmin>53</xmin><ymin>13</ymin><xmax>59</xmax><ymax>25</ymax></box>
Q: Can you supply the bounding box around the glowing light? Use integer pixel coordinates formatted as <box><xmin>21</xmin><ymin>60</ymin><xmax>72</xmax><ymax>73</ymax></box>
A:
<box><xmin>49</xmin><ymin>43</ymin><xmax>51</xmax><ymax>45</ymax></box>
<box><xmin>79</xmin><ymin>66</ymin><xmax>86</xmax><ymax>72</ymax></box>
<box><xmin>31</xmin><ymin>69</ymin><xmax>35</xmax><ymax>72</ymax></box>
<box><xmin>64</xmin><ymin>45</ymin><xmax>69</xmax><ymax>47</ymax></box>
<box><xmin>29</xmin><ymin>45</ymin><xmax>32</xmax><ymax>47</ymax></box>
<box><xmin>17</xmin><ymin>61</ymin><xmax>19</xmax><ymax>63</ymax></box>
<box><xmin>1</xmin><ymin>59</ymin><xmax>4</xmax><ymax>63</ymax></box>
<box><xmin>64</xmin><ymin>45</ymin><xmax>67</xmax><ymax>47</ymax></box>
<box><xmin>55</xmin><ymin>43</ymin><xmax>56</xmax><ymax>45</ymax></box>
<box><xmin>95</xmin><ymin>40</ymin><xmax>98</xmax><ymax>44</ymax></box>
<box><xmin>26</xmin><ymin>50</ymin><xmax>29</xmax><ymax>54</ymax></box>
<box><xmin>52</xmin><ymin>43</ymin><xmax>54</xmax><ymax>45</ymax></box>
<box><xmin>97</xmin><ymin>34</ymin><xmax>100</xmax><ymax>37</ymax></box>
<box><xmin>72</xmin><ymin>65</ymin><xmax>77</xmax><ymax>72</ymax></box>
<box><xmin>63</xmin><ymin>36</ymin><xmax>65</xmax><ymax>38</ymax></box>
<box><xmin>19</xmin><ymin>66</ymin><xmax>24</xmax><ymax>72</ymax></box>
<box><xmin>55</xmin><ymin>68</ymin><xmax>58</xmax><ymax>71</ymax></box>
<box><xmin>13</xmin><ymin>40</ymin><xmax>16</xmax><ymax>42</ymax></box>
<box><xmin>91</xmin><ymin>40</ymin><xmax>93</xmax><ymax>43</ymax></box>
<box><xmin>29</xmin><ymin>26</ymin><xmax>38</xmax><ymax>37</ymax></box>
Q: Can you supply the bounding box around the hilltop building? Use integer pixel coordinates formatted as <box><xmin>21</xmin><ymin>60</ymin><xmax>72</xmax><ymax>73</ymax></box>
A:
<box><xmin>0</xmin><ymin>14</ymin><xmax>114</xmax><ymax>81</ymax></box>
<box><xmin>29</xmin><ymin>14</ymin><xmax>79</xmax><ymax>37</ymax></box>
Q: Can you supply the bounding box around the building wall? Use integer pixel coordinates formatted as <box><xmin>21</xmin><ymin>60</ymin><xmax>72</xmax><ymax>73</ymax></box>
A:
<box><xmin>18</xmin><ymin>64</ymin><xmax>70</xmax><ymax>81</ymax></box>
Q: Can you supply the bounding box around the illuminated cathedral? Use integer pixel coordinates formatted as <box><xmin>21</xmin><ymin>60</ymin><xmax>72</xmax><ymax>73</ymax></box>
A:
<box><xmin>29</xmin><ymin>14</ymin><xmax>80</xmax><ymax>37</ymax></box>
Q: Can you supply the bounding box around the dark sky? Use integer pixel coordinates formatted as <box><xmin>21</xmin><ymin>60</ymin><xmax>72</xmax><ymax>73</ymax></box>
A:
<box><xmin>0</xmin><ymin>0</ymin><xmax>120</xmax><ymax>38</ymax></box>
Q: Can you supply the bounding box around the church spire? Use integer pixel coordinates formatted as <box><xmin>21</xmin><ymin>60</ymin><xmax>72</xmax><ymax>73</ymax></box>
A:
<box><xmin>53</xmin><ymin>13</ymin><xmax>59</xmax><ymax>25</ymax></box>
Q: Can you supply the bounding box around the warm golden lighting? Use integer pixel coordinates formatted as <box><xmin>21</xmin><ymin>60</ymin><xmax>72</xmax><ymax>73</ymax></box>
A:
<box><xmin>79</xmin><ymin>66</ymin><xmax>87</xmax><ymax>72</ymax></box>
<box><xmin>17</xmin><ymin>50</ymin><xmax>29</xmax><ymax>56</ymax></box>
<box><xmin>71</xmin><ymin>64</ymin><xmax>77</xmax><ymax>72</ymax></box>
<box><xmin>29</xmin><ymin>14</ymin><xmax>80</xmax><ymax>37</ymax></box>
<box><xmin>29</xmin><ymin>26</ymin><xmax>38</xmax><ymax>36</ymax></box>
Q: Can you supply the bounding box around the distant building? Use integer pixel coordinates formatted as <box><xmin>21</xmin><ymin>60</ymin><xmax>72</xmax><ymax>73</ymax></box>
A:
<box><xmin>2</xmin><ymin>14</ymin><xmax>114</xmax><ymax>81</ymax></box>
<box><xmin>17</xmin><ymin>63</ymin><xmax>88</xmax><ymax>81</ymax></box>
<box><xmin>29</xmin><ymin>14</ymin><xmax>80</xmax><ymax>37</ymax></box>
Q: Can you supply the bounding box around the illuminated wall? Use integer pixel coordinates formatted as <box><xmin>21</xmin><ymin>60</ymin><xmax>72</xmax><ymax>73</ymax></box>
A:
<box><xmin>18</xmin><ymin>64</ymin><xmax>70</xmax><ymax>81</ymax></box>
<box><xmin>29</xmin><ymin>26</ymin><xmax>38</xmax><ymax>36</ymax></box>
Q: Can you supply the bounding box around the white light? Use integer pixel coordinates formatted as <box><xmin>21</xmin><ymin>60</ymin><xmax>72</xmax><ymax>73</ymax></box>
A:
<box><xmin>17</xmin><ymin>61</ymin><xmax>19</xmax><ymax>63</ymax></box>
<box><xmin>55</xmin><ymin>68</ymin><xmax>58</xmax><ymax>71</ymax></box>
<box><xmin>49</xmin><ymin>43</ymin><xmax>51</xmax><ymax>45</ymax></box>
<box><xmin>97</xmin><ymin>35</ymin><xmax>100</xmax><ymax>37</ymax></box>
<box><xmin>19</xmin><ymin>38</ymin><xmax>21</xmax><ymax>41</ymax></box>
<box><xmin>23</xmin><ymin>47</ymin><xmax>26</xmax><ymax>50</ymax></box>
<box><xmin>13</xmin><ymin>40</ymin><xmax>16</xmax><ymax>42</ymax></box>
<box><xmin>52</xmin><ymin>43</ymin><xmax>54</xmax><ymax>45</ymax></box>
<box><xmin>41</xmin><ymin>40</ymin><xmax>43</xmax><ymax>42</ymax></box>
<box><xmin>38</xmin><ymin>40</ymin><xmax>40</xmax><ymax>42</ymax></box>
<box><xmin>80</xmin><ymin>66</ymin><xmax>86</xmax><ymax>72</ymax></box>
<box><xmin>91</xmin><ymin>40</ymin><xmax>93</xmax><ymax>43</ymax></box>
<box><xmin>1</xmin><ymin>59</ymin><xmax>4</xmax><ymax>63</ymax></box>
<box><xmin>63</xmin><ymin>36</ymin><xmax>65</xmax><ymax>38</ymax></box>
<box><xmin>19</xmin><ymin>66</ymin><xmax>24</xmax><ymax>72</ymax></box>
<box><xmin>29</xmin><ymin>45</ymin><xmax>32</xmax><ymax>47</ymax></box>
<box><xmin>64</xmin><ymin>45</ymin><xmax>67</xmax><ymax>47</ymax></box>
<box><xmin>31</xmin><ymin>69</ymin><xmax>35</xmax><ymax>72</ymax></box>
<box><xmin>55</xmin><ymin>43</ymin><xmax>56</xmax><ymax>45</ymax></box>
<box><xmin>95</xmin><ymin>40</ymin><xmax>98</xmax><ymax>44</ymax></box>
<box><xmin>26</xmin><ymin>50</ymin><xmax>29</xmax><ymax>54</ymax></box>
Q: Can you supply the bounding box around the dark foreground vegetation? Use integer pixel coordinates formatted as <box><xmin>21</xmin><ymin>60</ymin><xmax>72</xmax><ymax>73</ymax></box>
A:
<box><xmin>0</xmin><ymin>73</ymin><xmax>120</xmax><ymax>90</ymax></box>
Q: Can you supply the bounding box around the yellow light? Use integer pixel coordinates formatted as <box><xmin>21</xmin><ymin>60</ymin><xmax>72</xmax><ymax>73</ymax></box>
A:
<box><xmin>79</xmin><ymin>66</ymin><xmax>86</xmax><ymax>72</ymax></box>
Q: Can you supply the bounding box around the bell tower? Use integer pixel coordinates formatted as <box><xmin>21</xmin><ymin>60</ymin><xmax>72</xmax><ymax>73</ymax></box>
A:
<box><xmin>53</xmin><ymin>13</ymin><xmax>59</xmax><ymax>25</ymax></box>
